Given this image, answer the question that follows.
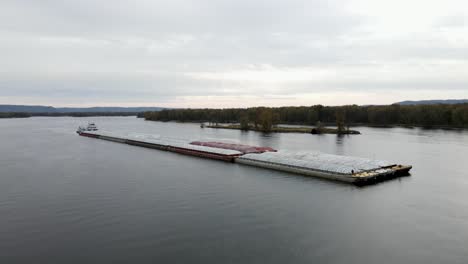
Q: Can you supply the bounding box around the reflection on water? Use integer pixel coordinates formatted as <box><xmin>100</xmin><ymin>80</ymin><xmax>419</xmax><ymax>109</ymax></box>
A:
<box><xmin>334</xmin><ymin>134</ymin><xmax>346</xmax><ymax>155</ymax></box>
<box><xmin>0</xmin><ymin>117</ymin><xmax>467</xmax><ymax>264</ymax></box>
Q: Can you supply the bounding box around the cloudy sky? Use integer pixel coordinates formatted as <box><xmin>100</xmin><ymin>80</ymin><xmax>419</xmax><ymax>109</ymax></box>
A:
<box><xmin>1</xmin><ymin>0</ymin><xmax>467</xmax><ymax>107</ymax></box>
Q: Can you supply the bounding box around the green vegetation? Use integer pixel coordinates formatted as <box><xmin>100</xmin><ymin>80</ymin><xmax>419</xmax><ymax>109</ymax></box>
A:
<box><xmin>143</xmin><ymin>104</ymin><xmax>468</xmax><ymax>129</ymax></box>
<box><xmin>0</xmin><ymin>112</ymin><xmax>31</xmax><ymax>118</ymax></box>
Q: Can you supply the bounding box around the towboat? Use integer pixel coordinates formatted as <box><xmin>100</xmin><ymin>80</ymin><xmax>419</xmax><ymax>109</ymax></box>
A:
<box><xmin>77</xmin><ymin>123</ymin><xmax>98</xmax><ymax>133</ymax></box>
<box><xmin>87</xmin><ymin>123</ymin><xmax>98</xmax><ymax>131</ymax></box>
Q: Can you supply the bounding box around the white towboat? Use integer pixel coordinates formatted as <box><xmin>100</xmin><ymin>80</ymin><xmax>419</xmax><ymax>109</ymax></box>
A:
<box><xmin>77</xmin><ymin>122</ymin><xmax>98</xmax><ymax>133</ymax></box>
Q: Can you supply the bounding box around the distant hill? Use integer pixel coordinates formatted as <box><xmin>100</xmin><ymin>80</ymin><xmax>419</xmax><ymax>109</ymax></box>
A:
<box><xmin>0</xmin><ymin>105</ymin><xmax>165</xmax><ymax>113</ymax></box>
<box><xmin>396</xmin><ymin>99</ymin><xmax>468</xmax><ymax>105</ymax></box>
<box><xmin>0</xmin><ymin>105</ymin><xmax>56</xmax><ymax>113</ymax></box>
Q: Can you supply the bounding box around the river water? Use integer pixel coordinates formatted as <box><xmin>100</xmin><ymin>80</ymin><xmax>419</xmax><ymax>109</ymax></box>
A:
<box><xmin>1</xmin><ymin>116</ymin><xmax>467</xmax><ymax>263</ymax></box>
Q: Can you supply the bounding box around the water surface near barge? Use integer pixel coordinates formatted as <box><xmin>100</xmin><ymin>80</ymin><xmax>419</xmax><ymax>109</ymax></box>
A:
<box><xmin>1</xmin><ymin>116</ymin><xmax>467</xmax><ymax>264</ymax></box>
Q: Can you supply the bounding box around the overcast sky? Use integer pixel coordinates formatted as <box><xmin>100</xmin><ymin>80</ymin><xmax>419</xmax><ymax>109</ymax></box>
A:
<box><xmin>1</xmin><ymin>0</ymin><xmax>467</xmax><ymax>107</ymax></box>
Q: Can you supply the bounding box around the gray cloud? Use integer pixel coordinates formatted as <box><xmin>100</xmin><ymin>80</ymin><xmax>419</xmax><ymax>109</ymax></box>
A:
<box><xmin>0</xmin><ymin>0</ymin><xmax>467</xmax><ymax>107</ymax></box>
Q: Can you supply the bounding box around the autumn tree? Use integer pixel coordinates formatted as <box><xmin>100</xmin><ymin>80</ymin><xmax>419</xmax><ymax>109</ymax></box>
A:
<box><xmin>259</xmin><ymin>108</ymin><xmax>273</xmax><ymax>132</ymax></box>
<box><xmin>335</xmin><ymin>108</ymin><xmax>346</xmax><ymax>134</ymax></box>
<box><xmin>239</xmin><ymin>113</ymin><xmax>250</xmax><ymax>130</ymax></box>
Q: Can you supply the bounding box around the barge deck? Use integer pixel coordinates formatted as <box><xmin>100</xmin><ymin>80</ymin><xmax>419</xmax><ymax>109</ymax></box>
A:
<box><xmin>237</xmin><ymin>151</ymin><xmax>412</xmax><ymax>185</ymax></box>
<box><xmin>77</xmin><ymin>130</ymin><xmax>411</xmax><ymax>185</ymax></box>
<box><xmin>79</xmin><ymin>131</ymin><xmax>242</xmax><ymax>162</ymax></box>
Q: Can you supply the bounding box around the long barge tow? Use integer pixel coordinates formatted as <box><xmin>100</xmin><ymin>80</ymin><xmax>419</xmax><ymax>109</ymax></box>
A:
<box><xmin>77</xmin><ymin>127</ymin><xmax>412</xmax><ymax>185</ymax></box>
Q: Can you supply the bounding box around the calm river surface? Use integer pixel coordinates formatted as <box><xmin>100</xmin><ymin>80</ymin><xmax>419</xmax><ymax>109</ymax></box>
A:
<box><xmin>1</xmin><ymin>117</ymin><xmax>467</xmax><ymax>263</ymax></box>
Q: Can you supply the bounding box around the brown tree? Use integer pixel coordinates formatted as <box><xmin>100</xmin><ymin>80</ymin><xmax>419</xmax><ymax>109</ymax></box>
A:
<box><xmin>259</xmin><ymin>109</ymin><xmax>273</xmax><ymax>132</ymax></box>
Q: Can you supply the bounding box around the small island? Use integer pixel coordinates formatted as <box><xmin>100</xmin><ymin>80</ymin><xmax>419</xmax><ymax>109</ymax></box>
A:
<box><xmin>205</xmin><ymin>123</ymin><xmax>360</xmax><ymax>135</ymax></box>
<box><xmin>202</xmin><ymin>108</ymin><xmax>360</xmax><ymax>134</ymax></box>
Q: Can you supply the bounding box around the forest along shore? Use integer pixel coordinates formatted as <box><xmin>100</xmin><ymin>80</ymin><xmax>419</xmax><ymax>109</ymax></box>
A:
<box><xmin>0</xmin><ymin>112</ymin><xmax>31</xmax><ymax>118</ymax></box>
<box><xmin>143</xmin><ymin>104</ymin><xmax>468</xmax><ymax>129</ymax></box>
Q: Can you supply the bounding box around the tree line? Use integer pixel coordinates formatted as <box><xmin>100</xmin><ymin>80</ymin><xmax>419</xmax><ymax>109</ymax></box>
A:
<box><xmin>143</xmin><ymin>104</ymin><xmax>468</xmax><ymax>128</ymax></box>
<box><xmin>0</xmin><ymin>112</ymin><xmax>31</xmax><ymax>118</ymax></box>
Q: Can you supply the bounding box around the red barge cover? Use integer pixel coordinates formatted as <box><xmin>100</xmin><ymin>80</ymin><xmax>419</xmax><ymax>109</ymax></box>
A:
<box><xmin>190</xmin><ymin>141</ymin><xmax>276</xmax><ymax>154</ymax></box>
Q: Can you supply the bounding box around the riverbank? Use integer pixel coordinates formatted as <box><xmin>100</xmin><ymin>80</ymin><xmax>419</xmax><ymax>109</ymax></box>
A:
<box><xmin>0</xmin><ymin>113</ymin><xmax>31</xmax><ymax>118</ymax></box>
<box><xmin>205</xmin><ymin>124</ymin><xmax>361</xmax><ymax>134</ymax></box>
<box><xmin>143</xmin><ymin>104</ymin><xmax>468</xmax><ymax>129</ymax></box>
